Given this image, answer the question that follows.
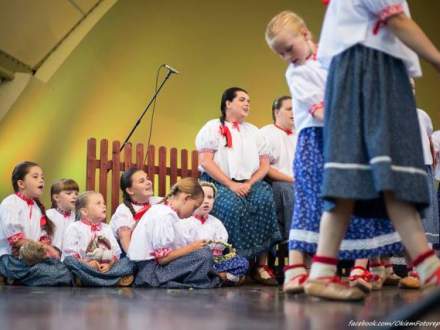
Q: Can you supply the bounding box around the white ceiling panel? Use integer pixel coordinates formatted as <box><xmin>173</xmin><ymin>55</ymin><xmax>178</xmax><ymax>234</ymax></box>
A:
<box><xmin>0</xmin><ymin>0</ymin><xmax>84</xmax><ymax>67</ymax></box>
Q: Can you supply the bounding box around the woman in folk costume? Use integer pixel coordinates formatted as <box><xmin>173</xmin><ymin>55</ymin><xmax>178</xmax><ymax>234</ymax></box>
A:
<box><xmin>196</xmin><ymin>87</ymin><xmax>282</xmax><ymax>285</ymax></box>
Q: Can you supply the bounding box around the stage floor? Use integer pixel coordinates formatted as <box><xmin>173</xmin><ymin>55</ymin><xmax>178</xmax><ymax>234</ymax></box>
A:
<box><xmin>0</xmin><ymin>285</ymin><xmax>439</xmax><ymax>330</ymax></box>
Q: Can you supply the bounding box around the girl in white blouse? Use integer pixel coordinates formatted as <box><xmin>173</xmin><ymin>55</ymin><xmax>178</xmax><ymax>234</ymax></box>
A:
<box><xmin>0</xmin><ymin>161</ymin><xmax>71</xmax><ymax>286</ymax></box>
<box><xmin>110</xmin><ymin>167</ymin><xmax>161</xmax><ymax>253</ymax></box>
<box><xmin>128</xmin><ymin>177</ymin><xmax>221</xmax><ymax>289</ymax></box>
<box><xmin>63</xmin><ymin>191</ymin><xmax>135</xmax><ymax>287</ymax></box>
<box><xmin>46</xmin><ymin>179</ymin><xmax>79</xmax><ymax>251</ymax></box>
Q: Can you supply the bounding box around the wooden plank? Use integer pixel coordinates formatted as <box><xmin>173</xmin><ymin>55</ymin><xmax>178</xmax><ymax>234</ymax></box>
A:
<box><xmin>170</xmin><ymin>148</ymin><xmax>178</xmax><ymax>187</ymax></box>
<box><xmin>158</xmin><ymin>146</ymin><xmax>167</xmax><ymax>196</ymax></box>
<box><xmin>124</xmin><ymin>143</ymin><xmax>132</xmax><ymax>171</ymax></box>
<box><xmin>180</xmin><ymin>149</ymin><xmax>189</xmax><ymax>178</ymax></box>
<box><xmin>111</xmin><ymin>140</ymin><xmax>121</xmax><ymax>214</ymax></box>
<box><xmin>147</xmin><ymin>145</ymin><xmax>155</xmax><ymax>190</ymax></box>
<box><xmin>135</xmin><ymin>143</ymin><xmax>144</xmax><ymax>170</ymax></box>
<box><xmin>99</xmin><ymin>139</ymin><xmax>108</xmax><ymax>204</ymax></box>
<box><xmin>191</xmin><ymin>150</ymin><xmax>199</xmax><ymax>178</ymax></box>
<box><xmin>86</xmin><ymin>138</ymin><xmax>97</xmax><ymax>191</ymax></box>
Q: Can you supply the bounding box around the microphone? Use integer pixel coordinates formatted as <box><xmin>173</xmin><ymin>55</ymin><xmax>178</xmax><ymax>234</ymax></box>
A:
<box><xmin>164</xmin><ymin>64</ymin><xmax>180</xmax><ymax>74</ymax></box>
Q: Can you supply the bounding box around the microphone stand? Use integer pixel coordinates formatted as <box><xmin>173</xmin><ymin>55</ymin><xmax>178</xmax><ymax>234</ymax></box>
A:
<box><xmin>120</xmin><ymin>68</ymin><xmax>175</xmax><ymax>152</ymax></box>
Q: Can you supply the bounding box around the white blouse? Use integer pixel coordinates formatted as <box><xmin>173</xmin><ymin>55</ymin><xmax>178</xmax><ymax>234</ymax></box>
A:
<box><xmin>431</xmin><ymin>131</ymin><xmax>440</xmax><ymax>180</ymax></box>
<box><xmin>46</xmin><ymin>208</ymin><xmax>76</xmax><ymax>251</ymax></box>
<box><xmin>110</xmin><ymin>196</ymin><xmax>162</xmax><ymax>239</ymax></box>
<box><xmin>62</xmin><ymin>220</ymin><xmax>121</xmax><ymax>260</ymax></box>
<box><xmin>127</xmin><ymin>204</ymin><xmax>181</xmax><ymax>261</ymax></box>
<box><xmin>0</xmin><ymin>194</ymin><xmax>48</xmax><ymax>256</ymax></box>
<box><xmin>318</xmin><ymin>0</ymin><xmax>421</xmax><ymax>77</ymax></box>
<box><xmin>195</xmin><ymin>119</ymin><xmax>271</xmax><ymax>180</ymax></box>
<box><xmin>260</xmin><ymin>124</ymin><xmax>297</xmax><ymax>177</ymax></box>
<box><xmin>417</xmin><ymin>109</ymin><xmax>433</xmax><ymax>165</ymax></box>
<box><xmin>174</xmin><ymin>214</ymin><xmax>228</xmax><ymax>246</ymax></box>
<box><xmin>285</xmin><ymin>58</ymin><xmax>326</xmax><ymax>133</ymax></box>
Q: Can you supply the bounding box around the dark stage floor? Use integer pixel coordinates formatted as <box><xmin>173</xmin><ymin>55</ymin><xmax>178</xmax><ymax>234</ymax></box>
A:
<box><xmin>1</xmin><ymin>285</ymin><xmax>440</xmax><ymax>330</ymax></box>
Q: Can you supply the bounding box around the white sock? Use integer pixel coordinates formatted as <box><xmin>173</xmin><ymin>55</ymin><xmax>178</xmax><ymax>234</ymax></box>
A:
<box><xmin>415</xmin><ymin>255</ymin><xmax>440</xmax><ymax>284</ymax></box>
<box><xmin>309</xmin><ymin>263</ymin><xmax>336</xmax><ymax>279</ymax></box>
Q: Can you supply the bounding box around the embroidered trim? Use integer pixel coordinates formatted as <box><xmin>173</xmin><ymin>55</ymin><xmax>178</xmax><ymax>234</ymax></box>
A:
<box><xmin>7</xmin><ymin>232</ymin><xmax>25</xmax><ymax>245</ymax></box>
<box><xmin>39</xmin><ymin>235</ymin><xmax>52</xmax><ymax>245</ymax></box>
<box><xmin>289</xmin><ymin>229</ymin><xmax>402</xmax><ymax>251</ymax></box>
<box><xmin>309</xmin><ymin>101</ymin><xmax>324</xmax><ymax>117</ymax></box>
<box><xmin>373</xmin><ymin>4</ymin><xmax>404</xmax><ymax>35</ymax></box>
<box><xmin>151</xmin><ymin>247</ymin><xmax>173</xmax><ymax>259</ymax></box>
<box><xmin>324</xmin><ymin>156</ymin><xmax>427</xmax><ymax>176</ymax></box>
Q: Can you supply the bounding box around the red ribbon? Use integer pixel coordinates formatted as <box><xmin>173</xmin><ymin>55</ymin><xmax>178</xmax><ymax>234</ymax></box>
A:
<box><xmin>57</xmin><ymin>209</ymin><xmax>71</xmax><ymax>219</ymax></box>
<box><xmin>219</xmin><ymin>125</ymin><xmax>233</xmax><ymax>148</ymax></box>
<box><xmin>194</xmin><ymin>214</ymin><xmax>208</xmax><ymax>224</ymax></box>
<box><xmin>275</xmin><ymin>124</ymin><xmax>293</xmax><ymax>135</ymax></box>
<box><xmin>81</xmin><ymin>219</ymin><xmax>102</xmax><ymax>232</ymax></box>
<box><xmin>133</xmin><ymin>203</ymin><xmax>151</xmax><ymax>222</ymax></box>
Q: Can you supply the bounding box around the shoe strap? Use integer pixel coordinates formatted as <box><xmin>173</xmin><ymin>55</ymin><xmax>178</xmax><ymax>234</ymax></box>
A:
<box><xmin>349</xmin><ymin>267</ymin><xmax>373</xmax><ymax>282</ymax></box>
<box><xmin>258</xmin><ymin>265</ymin><xmax>275</xmax><ymax>279</ymax></box>
<box><xmin>315</xmin><ymin>275</ymin><xmax>349</xmax><ymax>287</ymax></box>
<box><xmin>289</xmin><ymin>273</ymin><xmax>308</xmax><ymax>284</ymax></box>
<box><xmin>284</xmin><ymin>263</ymin><xmax>307</xmax><ymax>272</ymax></box>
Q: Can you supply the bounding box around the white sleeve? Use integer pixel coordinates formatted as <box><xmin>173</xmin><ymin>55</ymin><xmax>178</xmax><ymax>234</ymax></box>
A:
<box><xmin>62</xmin><ymin>224</ymin><xmax>81</xmax><ymax>258</ymax></box>
<box><xmin>288</xmin><ymin>66</ymin><xmax>325</xmax><ymax>113</ymax></box>
<box><xmin>260</xmin><ymin>128</ymin><xmax>278</xmax><ymax>164</ymax></box>
<box><xmin>361</xmin><ymin>0</ymin><xmax>406</xmax><ymax>20</ymax></box>
<box><xmin>150</xmin><ymin>215</ymin><xmax>177</xmax><ymax>259</ymax></box>
<box><xmin>255</xmin><ymin>130</ymin><xmax>271</xmax><ymax>158</ymax></box>
<box><xmin>0</xmin><ymin>199</ymin><xmax>26</xmax><ymax>242</ymax></box>
<box><xmin>110</xmin><ymin>204</ymin><xmax>133</xmax><ymax>238</ymax></box>
<box><xmin>213</xmin><ymin>218</ymin><xmax>228</xmax><ymax>243</ymax></box>
<box><xmin>105</xmin><ymin>227</ymin><xmax>122</xmax><ymax>259</ymax></box>
<box><xmin>195</xmin><ymin>121</ymin><xmax>220</xmax><ymax>152</ymax></box>
<box><xmin>173</xmin><ymin>221</ymin><xmax>195</xmax><ymax>248</ymax></box>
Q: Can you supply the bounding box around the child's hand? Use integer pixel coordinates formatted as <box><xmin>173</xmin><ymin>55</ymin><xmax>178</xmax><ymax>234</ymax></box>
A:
<box><xmin>189</xmin><ymin>240</ymin><xmax>208</xmax><ymax>252</ymax></box>
<box><xmin>85</xmin><ymin>259</ymin><xmax>100</xmax><ymax>270</ymax></box>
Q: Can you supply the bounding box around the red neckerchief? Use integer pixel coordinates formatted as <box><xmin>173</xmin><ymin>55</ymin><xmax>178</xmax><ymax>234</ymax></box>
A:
<box><xmin>133</xmin><ymin>203</ymin><xmax>151</xmax><ymax>222</ymax></box>
<box><xmin>16</xmin><ymin>192</ymin><xmax>35</xmax><ymax>219</ymax></box>
<box><xmin>81</xmin><ymin>219</ymin><xmax>102</xmax><ymax>232</ymax></box>
<box><xmin>57</xmin><ymin>208</ymin><xmax>71</xmax><ymax>219</ymax></box>
<box><xmin>194</xmin><ymin>214</ymin><xmax>208</xmax><ymax>224</ymax></box>
<box><xmin>322</xmin><ymin>0</ymin><xmax>330</xmax><ymax>5</ymax></box>
<box><xmin>275</xmin><ymin>124</ymin><xmax>293</xmax><ymax>135</ymax></box>
<box><xmin>219</xmin><ymin>121</ymin><xmax>241</xmax><ymax>148</ymax></box>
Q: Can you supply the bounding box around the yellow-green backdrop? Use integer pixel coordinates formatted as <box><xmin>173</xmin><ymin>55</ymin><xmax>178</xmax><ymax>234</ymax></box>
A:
<box><xmin>0</xmin><ymin>0</ymin><xmax>439</xmax><ymax>204</ymax></box>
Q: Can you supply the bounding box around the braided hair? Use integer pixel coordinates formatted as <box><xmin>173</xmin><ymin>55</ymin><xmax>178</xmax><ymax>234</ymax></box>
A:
<box><xmin>11</xmin><ymin>161</ymin><xmax>55</xmax><ymax>237</ymax></box>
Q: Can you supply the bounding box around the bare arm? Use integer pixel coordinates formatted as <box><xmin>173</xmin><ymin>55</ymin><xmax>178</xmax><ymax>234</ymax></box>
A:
<box><xmin>387</xmin><ymin>13</ymin><xmax>440</xmax><ymax>71</ymax></box>
<box><xmin>156</xmin><ymin>240</ymin><xmax>207</xmax><ymax>265</ymax></box>
<box><xmin>267</xmin><ymin>167</ymin><xmax>294</xmax><ymax>183</ymax></box>
<box><xmin>199</xmin><ymin>152</ymin><xmax>234</xmax><ymax>188</ymax></box>
<box><xmin>247</xmin><ymin>157</ymin><xmax>270</xmax><ymax>186</ymax></box>
<box><xmin>118</xmin><ymin>228</ymin><xmax>132</xmax><ymax>253</ymax></box>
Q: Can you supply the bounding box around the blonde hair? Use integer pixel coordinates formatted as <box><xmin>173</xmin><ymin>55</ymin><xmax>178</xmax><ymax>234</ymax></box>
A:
<box><xmin>19</xmin><ymin>241</ymin><xmax>47</xmax><ymax>266</ymax></box>
<box><xmin>265</xmin><ymin>10</ymin><xmax>308</xmax><ymax>46</ymax></box>
<box><xmin>75</xmin><ymin>191</ymin><xmax>100</xmax><ymax>220</ymax></box>
<box><xmin>199</xmin><ymin>181</ymin><xmax>217</xmax><ymax>198</ymax></box>
<box><xmin>164</xmin><ymin>177</ymin><xmax>204</xmax><ymax>202</ymax></box>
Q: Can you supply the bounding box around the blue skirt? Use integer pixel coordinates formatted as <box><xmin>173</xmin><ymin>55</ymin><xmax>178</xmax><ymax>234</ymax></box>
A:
<box><xmin>322</xmin><ymin>44</ymin><xmax>429</xmax><ymax>218</ymax></box>
<box><xmin>422</xmin><ymin>166</ymin><xmax>439</xmax><ymax>248</ymax></box>
<box><xmin>0</xmin><ymin>255</ymin><xmax>72</xmax><ymax>286</ymax></box>
<box><xmin>289</xmin><ymin>127</ymin><xmax>403</xmax><ymax>259</ymax></box>
<box><xmin>213</xmin><ymin>255</ymin><xmax>249</xmax><ymax>277</ymax></box>
<box><xmin>64</xmin><ymin>256</ymin><xmax>135</xmax><ymax>287</ymax></box>
<box><xmin>201</xmin><ymin>174</ymin><xmax>282</xmax><ymax>258</ymax></box>
<box><xmin>134</xmin><ymin>248</ymin><xmax>221</xmax><ymax>289</ymax></box>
